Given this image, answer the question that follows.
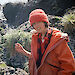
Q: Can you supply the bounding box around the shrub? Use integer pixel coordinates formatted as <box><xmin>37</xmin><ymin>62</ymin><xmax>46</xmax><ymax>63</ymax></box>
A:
<box><xmin>1</xmin><ymin>28</ymin><xmax>32</xmax><ymax>58</ymax></box>
<box><xmin>61</xmin><ymin>9</ymin><xmax>75</xmax><ymax>33</ymax></box>
<box><xmin>0</xmin><ymin>62</ymin><xmax>7</xmax><ymax>68</ymax></box>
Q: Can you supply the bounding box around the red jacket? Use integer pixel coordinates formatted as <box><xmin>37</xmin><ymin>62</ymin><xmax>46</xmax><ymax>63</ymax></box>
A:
<box><xmin>29</xmin><ymin>28</ymin><xmax>75</xmax><ymax>75</ymax></box>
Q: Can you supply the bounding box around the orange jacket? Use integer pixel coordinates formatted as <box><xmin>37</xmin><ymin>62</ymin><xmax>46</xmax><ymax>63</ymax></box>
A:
<box><xmin>29</xmin><ymin>28</ymin><xmax>75</xmax><ymax>75</ymax></box>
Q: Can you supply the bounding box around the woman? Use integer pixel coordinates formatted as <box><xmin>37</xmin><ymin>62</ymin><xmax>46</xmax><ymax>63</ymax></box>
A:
<box><xmin>15</xmin><ymin>9</ymin><xmax>75</xmax><ymax>75</ymax></box>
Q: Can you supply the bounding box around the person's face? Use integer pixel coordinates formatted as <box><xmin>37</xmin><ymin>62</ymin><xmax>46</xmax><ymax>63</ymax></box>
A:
<box><xmin>33</xmin><ymin>22</ymin><xmax>46</xmax><ymax>33</ymax></box>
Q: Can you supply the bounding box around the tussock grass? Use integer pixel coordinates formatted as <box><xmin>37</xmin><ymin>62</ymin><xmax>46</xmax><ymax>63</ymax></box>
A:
<box><xmin>61</xmin><ymin>9</ymin><xmax>75</xmax><ymax>33</ymax></box>
<box><xmin>1</xmin><ymin>29</ymin><xmax>32</xmax><ymax>58</ymax></box>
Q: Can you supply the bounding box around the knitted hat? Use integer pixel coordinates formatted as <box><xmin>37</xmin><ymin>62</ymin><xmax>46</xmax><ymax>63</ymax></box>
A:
<box><xmin>29</xmin><ymin>9</ymin><xmax>49</xmax><ymax>26</ymax></box>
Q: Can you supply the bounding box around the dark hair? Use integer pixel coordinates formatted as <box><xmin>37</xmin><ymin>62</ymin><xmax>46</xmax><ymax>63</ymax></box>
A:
<box><xmin>32</xmin><ymin>22</ymin><xmax>48</xmax><ymax>28</ymax></box>
<box><xmin>44</xmin><ymin>22</ymin><xmax>48</xmax><ymax>28</ymax></box>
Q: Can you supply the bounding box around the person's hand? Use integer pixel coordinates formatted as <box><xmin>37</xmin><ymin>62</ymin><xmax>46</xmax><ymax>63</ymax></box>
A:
<box><xmin>15</xmin><ymin>43</ymin><xmax>24</xmax><ymax>54</ymax></box>
<box><xmin>15</xmin><ymin>43</ymin><xmax>32</xmax><ymax>58</ymax></box>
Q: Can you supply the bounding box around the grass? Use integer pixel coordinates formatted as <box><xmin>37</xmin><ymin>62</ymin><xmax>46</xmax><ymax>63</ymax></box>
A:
<box><xmin>61</xmin><ymin>9</ymin><xmax>75</xmax><ymax>33</ymax></box>
<box><xmin>1</xmin><ymin>28</ymin><xmax>32</xmax><ymax>58</ymax></box>
<box><xmin>0</xmin><ymin>63</ymin><xmax>7</xmax><ymax>68</ymax></box>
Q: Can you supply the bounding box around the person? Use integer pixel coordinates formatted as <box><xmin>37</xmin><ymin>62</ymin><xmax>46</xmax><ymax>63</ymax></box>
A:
<box><xmin>15</xmin><ymin>9</ymin><xmax>75</xmax><ymax>75</ymax></box>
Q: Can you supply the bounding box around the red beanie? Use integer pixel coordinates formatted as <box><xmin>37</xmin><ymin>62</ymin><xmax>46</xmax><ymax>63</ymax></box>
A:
<box><xmin>29</xmin><ymin>9</ymin><xmax>49</xmax><ymax>26</ymax></box>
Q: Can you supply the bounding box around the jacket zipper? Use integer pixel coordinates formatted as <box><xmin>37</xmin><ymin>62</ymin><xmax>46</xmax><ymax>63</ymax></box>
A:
<box><xmin>36</xmin><ymin>38</ymin><xmax>65</xmax><ymax>71</ymax></box>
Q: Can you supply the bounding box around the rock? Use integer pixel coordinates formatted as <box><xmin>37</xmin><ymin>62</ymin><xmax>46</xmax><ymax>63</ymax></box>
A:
<box><xmin>5</xmin><ymin>53</ymin><xmax>28</xmax><ymax>69</ymax></box>
<box><xmin>9</xmin><ymin>67</ymin><xmax>15</xmax><ymax>74</ymax></box>
<box><xmin>56</xmin><ymin>0</ymin><xmax>75</xmax><ymax>9</ymax></box>
<box><xmin>0</xmin><ymin>19</ymin><xmax>8</xmax><ymax>36</ymax></box>
<box><xmin>0</xmin><ymin>65</ymin><xmax>28</xmax><ymax>75</ymax></box>
<box><xmin>3</xmin><ymin>0</ymin><xmax>75</xmax><ymax>27</ymax></box>
<box><xmin>0</xmin><ymin>4</ymin><xmax>2</xmax><ymax>10</ymax></box>
<box><xmin>17</xmin><ymin>21</ymin><xmax>32</xmax><ymax>32</ymax></box>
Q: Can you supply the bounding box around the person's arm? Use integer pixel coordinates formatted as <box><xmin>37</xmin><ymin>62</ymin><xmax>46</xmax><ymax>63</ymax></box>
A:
<box><xmin>15</xmin><ymin>43</ymin><xmax>32</xmax><ymax>58</ymax></box>
<box><xmin>15</xmin><ymin>43</ymin><xmax>34</xmax><ymax>75</ymax></box>
<box><xmin>57</xmin><ymin>40</ymin><xmax>75</xmax><ymax>75</ymax></box>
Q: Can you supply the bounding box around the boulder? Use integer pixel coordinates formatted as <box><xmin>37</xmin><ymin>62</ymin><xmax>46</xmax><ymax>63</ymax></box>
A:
<box><xmin>3</xmin><ymin>0</ymin><xmax>75</xmax><ymax>27</ymax></box>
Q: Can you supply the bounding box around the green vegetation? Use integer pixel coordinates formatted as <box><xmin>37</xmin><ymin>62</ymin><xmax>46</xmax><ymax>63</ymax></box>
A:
<box><xmin>0</xmin><ymin>27</ymin><xmax>4</xmax><ymax>31</ymax></box>
<box><xmin>1</xmin><ymin>29</ymin><xmax>32</xmax><ymax>58</ymax></box>
<box><xmin>0</xmin><ymin>63</ymin><xmax>7</xmax><ymax>68</ymax></box>
<box><xmin>61</xmin><ymin>10</ymin><xmax>75</xmax><ymax>33</ymax></box>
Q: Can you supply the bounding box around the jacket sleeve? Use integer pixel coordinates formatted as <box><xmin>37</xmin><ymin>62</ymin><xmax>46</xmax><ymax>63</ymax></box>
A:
<box><xmin>29</xmin><ymin>57</ymin><xmax>34</xmax><ymax>75</ymax></box>
<box><xmin>57</xmin><ymin>40</ymin><xmax>75</xmax><ymax>75</ymax></box>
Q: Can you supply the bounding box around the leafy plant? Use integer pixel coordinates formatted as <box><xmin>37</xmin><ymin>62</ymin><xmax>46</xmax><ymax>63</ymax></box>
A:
<box><xmin>1</xmin><ymin>29</ymin><xmax>32</xmax><ymax>58</ymax></box>
<box><xmin>61</xmin><ymin>9</ymin><xmax>75</xmax><ymax>33</ymax></box>
<box><xmin>0</xmin><ymin>62</ymin><xmax>7</xmax><ymax>68</ymax></box>
<box><xmin>0</xmin><ymin>27</ymin><xmax>4</xmax><ymax>31</ymax></box>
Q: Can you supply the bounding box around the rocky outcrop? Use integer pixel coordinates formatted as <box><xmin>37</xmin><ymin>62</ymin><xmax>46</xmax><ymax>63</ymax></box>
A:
<box><xmin>3</xmin><ymin>3</ymin><xmax>25</xmax><ymax>25</ymax></box>
<box><xmin>3</xmin><ymin>0</ymin><xmax>75</xmax><ymax>27</ymax></box>
<box><xmin>0</xmin><ymin>4</ymin><xmax>2</xmax><ymax>10</ymax></box>
<box><xmin>0</xmin><ymin>65</ymin><xmax>28</xmax><ymax>75</ymax></box>
<box><xmin>0</xmin><ymin>19</ymin><xmax>8</xmax><ymax>35</ymax></box>
<box><xmin>56</xmin><ymin>0</ymin><xmax>75</xmax><ymax>9</ymax></box>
